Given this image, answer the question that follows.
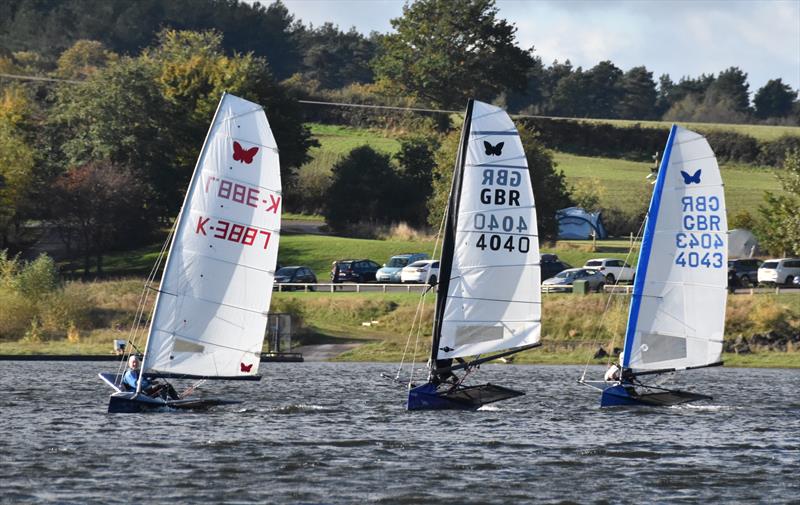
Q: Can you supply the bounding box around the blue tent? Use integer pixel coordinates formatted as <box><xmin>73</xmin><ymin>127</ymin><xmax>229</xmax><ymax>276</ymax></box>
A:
<box><xmin>556</xmin><ymin>207</ymin><xmax>608</xmax><ymax>240</ymax></box>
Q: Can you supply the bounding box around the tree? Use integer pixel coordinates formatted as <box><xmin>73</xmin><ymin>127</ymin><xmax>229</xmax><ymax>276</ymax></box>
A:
<box><xmin>55</xmin><ymin>39</ymin><xmax>118</xmax><ymax>79</ymax></box>
<box><xmin>585</xmin><ymin>61</ymin><xmax>623</xmax><ymax>118</ymax></box>
<box><xmin>50</xmin><ymin>57</ymin><xmax>179</xmax><ymax>216</ymax></box>
<box><xmin>50</xmin><ymin>160</ymin><xmax>151</xmax><ymax>276</ymax></box>
<box><xmin>756</xmin><ymin>149</ymin><xmax>800</xmax><ymax>256</ymax></box>
<box><xmin>394</xmin><ymin>132</ymin><xmax>441</xmax><ymax>227</ymax></box>
<box><xmin>295</xmin><ymin>23</ymin><xmax>377</xmax><ymax>89</ymax></box>
<box><xmin>708</xmin><ymin>67</ymin><xmax>751</xmax><ymax>115</ymax></box>
<box><xmin>324</xmin><ymin>146</ymin><xmax>403</xmax><ymax>232</ymax></box>
<box><xmin>548</xmin><ymin>68</ymin><xmax>591</xmax><ymax>117</ymax></box>
<box><xmin>0</xmin><ymin>85</ymin><xmax>36</xmax><ymax>248</ymax></box>
<box><xmin>754</xmin><ymin>79</ymin><xmax>797</xmax><ymax>119</ymax></box>
<box><xmin>147</xmin><ymin>29</ymin><xmax>316</xmax><ymax>189</ymax></box>
<box><xmin>617</xmin><ymin>66</ymin><xmax>657</xmax><ymax>119</ymax></box>
<box><xmin>373</xmin><ymin>0</ymin><xmax>535</xmax><ymax>109</ymax></box>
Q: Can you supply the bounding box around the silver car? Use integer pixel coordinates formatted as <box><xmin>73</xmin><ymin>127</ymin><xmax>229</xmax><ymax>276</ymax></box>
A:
<box><xmin>541</xmin><ymin>268</ymin><xmax>606</xmax><ymax>292</ymax></box>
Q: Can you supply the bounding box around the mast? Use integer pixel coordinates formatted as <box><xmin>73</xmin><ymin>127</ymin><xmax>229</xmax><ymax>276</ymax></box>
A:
<box><xmin>136</xmin><ymin>93</ymin><xmax>229</xmax><ymax>394</ymax></box>
<box><xmin>429</xmin><ymin>99</ymin><xmax>474</xmax><ymax>374</ymax></box>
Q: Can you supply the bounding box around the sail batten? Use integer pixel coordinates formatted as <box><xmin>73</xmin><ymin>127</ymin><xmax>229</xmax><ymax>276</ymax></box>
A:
<box><xmin>141</xmin><ymin>94</ymin><xmax>280</xmax><ymax>379</ymax></box>
<box><xmin>434</xmin><ymin>100</ymin><xmax>541</xmax><ymax>361</ymax></box>
<box><xmin>622</xmin><ymin>125</ymin><xmax>727</xmax><ymax>372</ymax></box>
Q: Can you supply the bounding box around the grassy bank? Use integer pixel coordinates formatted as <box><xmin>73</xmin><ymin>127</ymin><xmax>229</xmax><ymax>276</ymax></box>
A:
<box><xmin>5</xmin><ymin>279</ymin><xmax>796</xmax><ymax>369</ymax></box>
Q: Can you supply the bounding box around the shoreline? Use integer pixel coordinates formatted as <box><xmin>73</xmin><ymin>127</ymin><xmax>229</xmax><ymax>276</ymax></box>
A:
<box><xmin>1</xmin><ymin>349</ymin><xmax>797</xmax><ymax>368</ymax></box>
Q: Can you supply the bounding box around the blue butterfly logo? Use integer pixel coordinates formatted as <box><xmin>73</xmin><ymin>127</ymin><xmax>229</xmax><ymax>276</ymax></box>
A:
<box><xmin>680</xmin><ymin>169</ymin><xmax>701</xmax><ymax>184</ymax></box>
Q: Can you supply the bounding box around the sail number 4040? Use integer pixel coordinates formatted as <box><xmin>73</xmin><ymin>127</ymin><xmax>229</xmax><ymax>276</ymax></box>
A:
<box><xmin>675</xmin><ymin>251</ymin><xmax>723</xmax><ymax>268</ymax></box>
<box><xmin>476</xmin><ymin>234</ymin><xmax>530</xmax><ymax>253</ymax></box>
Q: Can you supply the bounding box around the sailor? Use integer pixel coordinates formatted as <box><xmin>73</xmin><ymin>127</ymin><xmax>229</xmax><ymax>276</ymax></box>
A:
<box><xmin>604</xmin><ymin>353</ymin><xmax>624</xmax><ymax>382</ymax></box>
<box><xmin>123</xmin><ymin>355</ymin><xmax>179</xmax><ymax>399</ymax></box>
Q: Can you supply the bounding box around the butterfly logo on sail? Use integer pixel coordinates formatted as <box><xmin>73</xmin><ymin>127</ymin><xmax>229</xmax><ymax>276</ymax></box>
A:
<box><xmin>233</xmin><ymin>141</ymin><xmax>259</xmax><ymax>164</ymax></box>
<box><xmin>680</xmin><ymin>169</ymin><xmax>702</xmax><ymax>185</ymax></box>
<box><xmin>484</xmin><ymin>141</ymin><xmax>504</xmax><ymax>156</ymax></box>
<box><xmin>240</xmin><ymin>362</ymin><xmax>253</xmax><ymax>372</ymax></box>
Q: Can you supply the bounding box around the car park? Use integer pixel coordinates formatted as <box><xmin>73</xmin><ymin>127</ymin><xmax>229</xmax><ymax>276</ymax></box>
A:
<box><xmin>541</xmin><ymin>253</ymin><xmax>572</xmax><ymax>281</ymax></box>
<box><xmin>583</xmin><ymin>258</ymin><xmax>635</xmax><ymax>283</ymax></box>
<box><xmin>274</xmin><ymin>266</ymin><xmax>317</xmax><ymax>291</ymax></box>
<box><xmin>757</xmin><ymin>258</ymin><xmax>800</xmax><ymax>286</ymax></box>
<box><xmin>541</xmin><ymin>268</ymin><xmax>606</xmax><ymax>292</ymax></box>
<box><xmin>727</xmin><ymin>258</ymin><xmax>762</xmax><ymax>287</ymax></box>
<box><xmin>376</xmin><ymin>253</ymin><xmax>429</xmax><ymax>283</ymax></box>
<box><xmin>331</xmin><ymin>259</ymin><xmax>381</xmax><ymax>283</ymax></box>
<box><xmin>400</xmin><ymin>260</ymin><xmax>440</xmax><ymax>285</ymax></box>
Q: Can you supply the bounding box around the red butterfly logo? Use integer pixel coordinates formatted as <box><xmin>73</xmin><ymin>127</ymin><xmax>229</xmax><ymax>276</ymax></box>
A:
<box><xmin>240</xmin><ymin>362</ymin><xmax>253</xmax><ymax>372</ymax></box>
<box><xmin>232</xmin><ymin>141</ymin><xmax>259</xmax><ymax>164</ymax></box>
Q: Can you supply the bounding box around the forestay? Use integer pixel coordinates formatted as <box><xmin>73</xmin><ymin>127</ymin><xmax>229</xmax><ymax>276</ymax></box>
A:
<box><xmin>436</xmin><ymin>100</ymin><xmax>541</xmax><ymax>360</ymax></box>
<box><xmin>622</xmin><ymin>125</ymin><xmax>727</xmax><ymax>372</ymax></box>
<box><xmin>142</xmin><ymin>93</ymin><xmax>281</xmax><ymax>378</ymax></box>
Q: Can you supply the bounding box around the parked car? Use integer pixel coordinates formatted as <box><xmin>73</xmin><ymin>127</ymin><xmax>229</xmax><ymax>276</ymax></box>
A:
<box><xmin>401</xmin><ymin>260</ymin><xmax>440</xmax><ymax>285</ymax></box>
<box><xmin>376</xmin><ymin>253</ymin><xmax>429</xmax><ymax>283</ymax></box>
<box><xmin>757</xmin><ymin>258</ymin><xmax>800</xmax><ymax>286</ymax></box>
<box><xmin>541</xmin><ymin>253</ymin><xmax>572</xmax><ymax>281</ymax></box>
<box><xmin>331</xmin><ymin>259</ymin><xmax>381</xmax><ymax>283</ymax></box>
<box><xmin>583</xmin><ymin>258</ymin><xmax>635</xmax><ymax>283</ymax></box>
<box><xmin>727</xmin><ymin>258</ymin><xmax>762</xmax><ymax>287</ymax></box>
<box><xmin>274</xmin><ymin>266</ymin><xmax>317</xmax><ymax>291</ymax></box>
<box><xmin>542</xmin><ymin>268</ymin><xmax>606</xmax><ymax>292</ymax></box>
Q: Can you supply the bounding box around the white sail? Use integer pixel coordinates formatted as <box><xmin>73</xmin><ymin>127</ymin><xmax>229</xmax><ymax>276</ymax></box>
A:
<box><xmin>436</xmin><ymin>100</ymin><xmax>541</xmax><ymax>360</ymax></box>
<box><xmin>622</xmin><ymin>125</ymin><xmax>727</xmax><ymax>372</ymax></box>
<box><xmin>142</xmin><ymin>93</ymin><xmax>281</xmax><ymax>378</ymax></box>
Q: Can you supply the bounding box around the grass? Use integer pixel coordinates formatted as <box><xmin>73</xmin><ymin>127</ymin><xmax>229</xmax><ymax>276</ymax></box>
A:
<box><xmin>554</xmin><ymin>152</ymin><xmax>785</xmax><ymax>218</ymax></box>
<box><xmin>575</xmin><ymin>117</ymin><xmax>800</xmax><ymax>142</ymax></box>
<box><xmin>307</xmin><ymin>122</ymin><xmax>402</xmax><ymax>156</ymax></box>
<box><xmin>2</xmin><ymin>279</ymin><xmax>798</xmax><ymax>369</ymax></box>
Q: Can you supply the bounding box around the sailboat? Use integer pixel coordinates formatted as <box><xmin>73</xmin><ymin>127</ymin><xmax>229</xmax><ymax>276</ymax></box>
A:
<box><xmin>99</xmin><ymin>93</ymin><xmax>281</xmax><ymax>413</ymax></box>
<box><xmin>407</xmin><ymin>99</ymin><xmax>542</xmax><ymax>411</ymax></box>
<box><xmin>581</xmin><ymin>125</ymin><xmax>727</xmax><ymax>407</ymax></box>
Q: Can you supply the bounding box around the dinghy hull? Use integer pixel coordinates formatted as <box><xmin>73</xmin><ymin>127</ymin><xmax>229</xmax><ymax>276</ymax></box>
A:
<box><xmin>107</xmin><ymin>392</ymin><xmax>240</xmax><ymax>413</ymax></box>
<box><xmin>599</xmin><ymin>383</ymin><xmax>712</xmax><ymax>408</ymax></box>
<box><xmin>407</xmin><ymin>382</ymin><xmax>524</xmax><ymax>411</ymax></box>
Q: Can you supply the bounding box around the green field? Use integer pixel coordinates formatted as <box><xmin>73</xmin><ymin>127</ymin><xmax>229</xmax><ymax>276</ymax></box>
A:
<box><xmin>573</xmin><ymin>117</ymin><xmax>800</xmax><ymax>142</ymax></box>
<box><xmin>553</xmin><ymin>151</ymin><xmax>784</xmax><ymax>217</ymax></box>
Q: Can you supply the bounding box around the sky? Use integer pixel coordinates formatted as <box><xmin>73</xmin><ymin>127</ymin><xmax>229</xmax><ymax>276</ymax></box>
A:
<box><xmin>281</xmin><ymin>0</ymin><xmax>800</xmax><ymax>94</ymax></box>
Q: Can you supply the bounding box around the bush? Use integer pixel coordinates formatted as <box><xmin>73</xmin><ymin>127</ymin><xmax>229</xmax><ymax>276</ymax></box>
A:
<box><xmin>704</xmin><ymin>130</ymin><xmax>759</xmax><ymax>163</ymax></box>
<box><xmin>16</xmin><ymin>254</ymin><xmax>59</xmax><ymax>301</ymax></box>
<box><xmin>757</xmin><ymin>135</ymin><xmax>800</xmax><ymax>166</ymax></box>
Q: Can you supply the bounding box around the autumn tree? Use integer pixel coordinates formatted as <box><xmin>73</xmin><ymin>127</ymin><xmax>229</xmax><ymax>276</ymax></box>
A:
<box><xmin>373</xmin><ymin>0</ymin><xmax>535</xmax><ymax>109</ymax></box>
<box><xmin>55</xmin><ymin>39</ymin><xmax>118</xmax><ymax>79</ymax></box>
<box><xmin>50</xmin><ymin>160</ymin><xmax>151</xmax><ymax>276</ymax></box>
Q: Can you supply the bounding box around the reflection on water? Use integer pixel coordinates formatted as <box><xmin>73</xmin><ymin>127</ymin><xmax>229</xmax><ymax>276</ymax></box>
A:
<box><xmin>0</xmin><ymin>361</ymin><xmax>798</xmax><ymax>504</ymax></box>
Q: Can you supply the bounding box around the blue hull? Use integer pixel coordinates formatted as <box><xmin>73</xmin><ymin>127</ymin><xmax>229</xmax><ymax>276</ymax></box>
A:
<box><xmin>599</xmin><ymin>383</ymin><xmax>713</xmax><ymax>408</ymax></box>
<box><xmin>600</xmin><ymin>385</ymin><xmax>646</xmax><ymax>407</ymax></box>
<box><xmin>407</xmin><ymin>382</ymin><xmax>525</xmax><ymax>411</ymax></box>
<box><xmin>107</xmin><ymin>392</ymin><xmax>241</xmax><ymax>413</ymax></box>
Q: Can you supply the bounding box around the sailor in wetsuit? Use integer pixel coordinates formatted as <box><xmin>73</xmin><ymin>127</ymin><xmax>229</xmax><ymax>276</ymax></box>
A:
<box><xmin>122</xmin><ymin>355</ymin><xmax>180</xmax><ymax>399</ymax></box>
<box><xmin>432</xmin><ymin>358</ymin><xmax>461</xmax><ymax>387</ymax></box>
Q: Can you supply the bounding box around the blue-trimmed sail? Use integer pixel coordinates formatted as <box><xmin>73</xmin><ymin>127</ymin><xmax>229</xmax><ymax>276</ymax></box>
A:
<box><xmin>622</xmin><ymin>126</ymin><xmax>727</xmax><ymax>372</ymax></box>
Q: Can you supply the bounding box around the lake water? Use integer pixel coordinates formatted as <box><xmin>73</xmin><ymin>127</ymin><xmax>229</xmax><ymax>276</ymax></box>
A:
<box><xmin>0</xmin><ymin>361</ymin><xmax>798</xmax><ymax>504</ymax></box>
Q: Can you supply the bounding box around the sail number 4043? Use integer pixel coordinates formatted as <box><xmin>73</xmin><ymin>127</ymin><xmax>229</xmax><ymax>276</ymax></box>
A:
<box><xmin>675</xmin><ymin>251</ymin><xmax>723</xmax><ymax>268</ymax></box>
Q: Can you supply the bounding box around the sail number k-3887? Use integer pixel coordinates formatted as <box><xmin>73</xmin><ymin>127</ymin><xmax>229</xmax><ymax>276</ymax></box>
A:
<box><xmin>195</xmin><ymin>215</ymin><xmax>272</xmax><ymax>250</ymax></box>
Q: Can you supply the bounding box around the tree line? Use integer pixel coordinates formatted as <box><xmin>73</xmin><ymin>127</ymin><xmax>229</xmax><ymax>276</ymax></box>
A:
<box><xmin>2</xmin><ymin>0</ymin><xmax>798</xmax><ymax>125</ymax></box>
<box><xmin>0</xmin><ymin>0</ymin><xmax>798</xmax><ymax>268</ymax></box>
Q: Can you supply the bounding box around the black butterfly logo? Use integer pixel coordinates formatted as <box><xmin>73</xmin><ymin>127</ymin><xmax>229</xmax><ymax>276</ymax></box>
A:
<box><xmin>484</xmin><ymin>141</ymin><xmax>504</xmax><ymax>156</ymax></box>
<box><xmin>680</xmin><ymin>169</ymin><xmax>702</xmax><ymax>184</ymax></box>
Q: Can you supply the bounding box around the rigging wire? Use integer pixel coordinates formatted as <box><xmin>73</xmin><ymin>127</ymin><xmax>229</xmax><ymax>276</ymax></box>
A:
<box><xmin>579</xmin><ymin>216</ymin><xmax>647</xmax><ymax>382</ymax></box>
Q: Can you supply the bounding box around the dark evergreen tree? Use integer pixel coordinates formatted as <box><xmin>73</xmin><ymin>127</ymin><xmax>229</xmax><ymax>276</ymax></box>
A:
<box><xmin>617</xmin><ymin>66</ymin><xmax>657</xmax><ymax>119</ymax></box>
<box><xmin>294</xmin><ymin>23</ymin><xmax>377</xmax><ymax>89</ymax></box>
<box><xmin>585</xmin><ymin>60</ymin><xmax>623</xmax><ymax>118</ymax></box>
<box><xmin>707</xmin><ymin>67</ymin><xmax>751</xmax><ymax>114</ymax></box>
<box><xmin>754</xmin><ymin>78</ymin><xmax>797</xmax><ymax>119</ymax></box>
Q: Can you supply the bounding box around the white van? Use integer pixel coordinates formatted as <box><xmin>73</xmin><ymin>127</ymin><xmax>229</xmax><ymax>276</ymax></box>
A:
<box><xmin>757</xmin><ymin>258</ymin><xmax>800</xmax><ymax>286</ymax></box>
